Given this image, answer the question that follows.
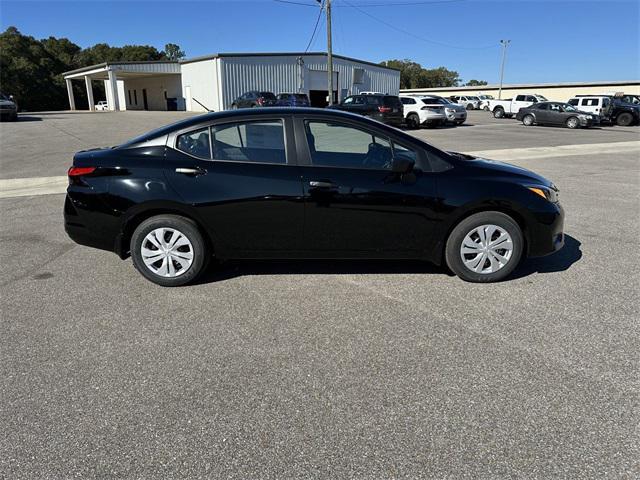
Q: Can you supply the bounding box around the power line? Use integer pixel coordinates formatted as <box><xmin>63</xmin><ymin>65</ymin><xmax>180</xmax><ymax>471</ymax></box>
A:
<box><xmin>274</xmin><ymin>0</ymin><xmax>318</xmax><ymax>7</ymax></box>
<box><xmin>304</xmin><ymin>1</ymin><xmax>325</xmax><ymax>52</ymax></box>
<box><xmin>341</xmin><ymin>0</ymin><xmax>497</xmax><ymax>50</ymax></box>
<box><xmin>275</xmin><ymin>0</ymin><xmax>468</xmax><ymax>7</ymax></box>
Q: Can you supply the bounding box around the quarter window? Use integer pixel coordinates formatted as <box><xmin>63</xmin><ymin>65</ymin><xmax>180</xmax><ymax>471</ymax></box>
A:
<box><xmin>212</xmin><ymin>120</ymin><xmax>286</xmax><ymax>164</ymax></box>
<box><xmin>581</xmin><ymin>98</ymin><xmax>599</xmax><ymax>106</ymax></box>
<box><xmin>176</xmin><ymin>128</ymin><xmax>211</xmax><ymax>159</ymax></box>
<box><xmin>305</xmin><ymin>121</ymin><xmax>393</xmax><ymax>170</ymax></box>
<box><xmin>568</xmin><ymin>99</ymin><xmax>579</xmax><ymax>106</ymax></box>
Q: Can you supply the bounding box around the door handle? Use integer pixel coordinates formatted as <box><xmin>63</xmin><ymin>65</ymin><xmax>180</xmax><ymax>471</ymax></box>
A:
<box><xmin>175</xmin><ymin>167</ymin><xmax>207</xmax><ymax>176</ymax></box>
<box><xmin>309</xmin><ymin>181</ymin><xmax>336</xmax><ymax>188</ymax></box>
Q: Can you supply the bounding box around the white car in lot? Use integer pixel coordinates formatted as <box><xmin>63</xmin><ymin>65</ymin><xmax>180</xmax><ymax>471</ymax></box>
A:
<box><xmin>488</xmin><ymin>94</ymin><xmax>548</xmax><ymax>118</ymax></box>
<box><xmin>478</xmin><ymin>94</ymin><xmax>495</xmax><ymax>111</ymax></box>
<box><xmin>399</xmin><ymin>95</ymin><xmax>447</xmax><ymax>128</ymax></box>
<box><xmin>450</xmin><ymin>95</ymin><xmax>481</xmax><ymax>110</ymax></box>
<box><xmin>567</xmin><ymin>96</ymin><xmax>612</xmax><ymax>121</ymax></box>
<box><xmin>95</xmin><ymin>101</ymin><xmax>109</xmax><ymax>111</ymax></box>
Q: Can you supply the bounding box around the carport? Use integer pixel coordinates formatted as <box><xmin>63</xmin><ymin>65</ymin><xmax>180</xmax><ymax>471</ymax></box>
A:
<box><xmin>62</xmin><ymin>61</ymin><xmax>182</xmax><ymax>111</ymax></box>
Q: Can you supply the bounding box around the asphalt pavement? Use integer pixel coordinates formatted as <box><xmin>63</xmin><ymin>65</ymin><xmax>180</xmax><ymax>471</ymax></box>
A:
<box><xmin>1</xmin><ymin>110</ymin><xmax>638</xmax><ymax>479</ymax></box>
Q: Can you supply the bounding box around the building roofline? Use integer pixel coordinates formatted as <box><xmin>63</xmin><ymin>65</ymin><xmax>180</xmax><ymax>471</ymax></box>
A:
<box><xmin>180</xmin><ymin>52</ymin><xmax>400</xmax><ymax>71</ymax></box>
<box><xmin>401</xmin><ymin>79</ymin><xmax>640</xmax><ymax>92</ymax></box>
<box><xmin>62</xmin><ymin>60</ymin><xmax>180</xmax><ymax>77</ymax></box>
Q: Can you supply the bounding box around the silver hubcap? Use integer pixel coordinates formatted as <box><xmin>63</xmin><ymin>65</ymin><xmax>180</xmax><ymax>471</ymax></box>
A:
<box><xmin>141</xmin><ymin>228</ymin><xmax>194</xmax><ymax>278</ymax></box>
<box><xmin>524</xmin><ymin>116</ymin><xmax>533</xmax><ymax>125</ymax></box>
<box><xmin>460</xmin><ymin>224</ymin><xmax>514</xmax><ymax>274</ymax></box>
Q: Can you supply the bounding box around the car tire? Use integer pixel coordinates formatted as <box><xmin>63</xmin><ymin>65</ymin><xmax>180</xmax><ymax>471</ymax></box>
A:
<box><xmin>483</xmin><ymin>106</ymin><xmax>489</xmax><ymax>111</ymax></box>
<box><xmin>466</xmin><ymin>104</ymin><xmax>474</xmax><ymax>110</ymax></box>
<box><xmin>522</xmin><ymin>114</ymin><xmax>535</xmax><ymax>126</ymax></box>
<box><xmin>231</xmin><ymin>103</ymin><xmax>238</xmax><ymax>110</ymax></box>
<box><xmin>407</xmin><ymin>113</ymin><xmax>421</xmax><ymax>129</ymax></box>
<box><xmin>445</xmin><ymin>211</ymin><xmax>523</xmax><ymax>283</ymax></box>
<box><xmin>493</xmin><ymin>107</ymin><xmax>505</xmax><ymax>118</ymax></box>
<box><xmin>566</xmin><ymin>116</ymin><xmax>579</xmax><ymax>129</ymax></box>
<box><xmin>131</xmin><ymin>215</ymin><xmax>209</xmax><ymax>287</ymax></box>
<box><xmin>616</xmin><ymin>112</ymin><xmax>633</xmax><ymax>126</ymax></box>
<box><xmin>455</xmin><ymin>120</ymin><xmax>465</xmax><ymax>125</ymax></box>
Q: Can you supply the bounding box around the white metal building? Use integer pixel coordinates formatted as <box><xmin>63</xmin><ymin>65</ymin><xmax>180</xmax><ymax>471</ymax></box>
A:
<box><xmin>62</xmin><ymin>52</ymin><xmax>400</xmax><ymax>112</ymax></box>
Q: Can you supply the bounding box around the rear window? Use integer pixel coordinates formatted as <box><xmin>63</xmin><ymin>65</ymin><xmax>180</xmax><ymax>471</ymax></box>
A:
<box><xmin>365</xmin><ymin>96</ymin><xmax>383</xmax><ymax>105</ymax></box>
<box><xmin>383</xmin><ymin>96</ymin><xmax>402</xmax><ymax>107</ymax></box>
<box><xmin>278</xmin><ymin>94</ymin><xmax>290</xmax><ymax>100</ymax></box>
<box><xmin>260</xmin><ymin>92</ymin><xmax>276</xmax><ymax>100</ymax></box>
<box><xmin>294</xmin><ymin>94</ymin><xmax>308</xmax><ymax>100</ymax></box>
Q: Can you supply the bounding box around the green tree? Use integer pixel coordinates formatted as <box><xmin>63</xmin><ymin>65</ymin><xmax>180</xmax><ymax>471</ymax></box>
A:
<box><xmin>464</xmin><ymin>79</ymin><xmax>488</xmax><ymax>86</ymax></box>
<box><xmin>380</xmin><ymin>59</ymin><xmax>480</xmax><ymax>89</ymax></box>
<box><xmin>164</xmin><ymin>43</ymin><xmax>186</xmax><ymax>61</ymax></box>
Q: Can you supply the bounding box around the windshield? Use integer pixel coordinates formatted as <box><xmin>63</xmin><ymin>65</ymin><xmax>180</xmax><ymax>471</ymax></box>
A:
<box><xmin>469</xmin><ymin>96</ymin><xmax>479</xmax><ymax>100</ymax></box>
<box><xmin>537</xmin><ymin>95</ymin><xmax>548</xmax><ymax>101</ymax></box>
<box><xmin>0</xmin><ymin>92</ymin><xmax>9</xmax><ymax>100</ymax></box>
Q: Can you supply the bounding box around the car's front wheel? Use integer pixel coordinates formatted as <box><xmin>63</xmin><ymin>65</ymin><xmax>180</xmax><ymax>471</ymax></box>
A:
<box><xmin>566</xmin><ymin>116</ymin><xmax>579</xmax><ymax>129</ymax></box>
<box><xmin>522</xmin><ymin>114</ymin><xmax>535</xmax><ymax>126</ymax></box>
<box><xmin>131</xmin><ymin>215</ymin><xmax>208</xmax><ymax>287</ymax></box>
<box><xmin>616</xmin><ymin>112</ymin><xmax>633</xmax><ymax>126</ymax></box>
<box><xmin>445</xmin><ymin>211</ymin><xmax>523</xmax><ymax>283</ymax></box>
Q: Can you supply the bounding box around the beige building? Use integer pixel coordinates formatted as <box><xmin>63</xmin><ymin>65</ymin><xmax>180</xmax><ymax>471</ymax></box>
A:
<box><xmin>401</xmin><ymin>80</ymin><xmax>640</xmax><ymax>102</ymax></box>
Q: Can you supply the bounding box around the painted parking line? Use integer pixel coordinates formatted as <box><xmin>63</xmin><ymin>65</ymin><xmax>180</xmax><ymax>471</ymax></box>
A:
<box><xmin>0</xmin><ymin>176</ymin><xmax>68</xmax><ymax>199</ymax></box>
<box><xmin>466</xmin><ymin>140</ymin><xmax>640</xmax><ymax>161</ymax></box>
<box><xmin>0</xmin><ymin>141</ymin><xmax>638</xmax><ymax>200</ymax></box>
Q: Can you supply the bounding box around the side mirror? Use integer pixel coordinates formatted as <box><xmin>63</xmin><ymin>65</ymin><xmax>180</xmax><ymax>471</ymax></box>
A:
<box><xmin>392</xmin><ymin>156</ymin><xmax>414</xmax><ymax>174</ymax></box>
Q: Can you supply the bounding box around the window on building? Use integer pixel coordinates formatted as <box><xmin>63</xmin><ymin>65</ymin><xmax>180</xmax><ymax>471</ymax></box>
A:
<box><xmin>128</xmin><ymin>90</ymin><xmax>132</xmax><ymax>105</ymax></box>
<box><xmin>176</xmin><ymin>128</ymin><xmax>211</xmax><ymax>159</ymax></box>
<box><xmin>133</xmin><ymin>90</ymin><xmax>138</xmax><ymax>105</ymax></box>
<box><xmin>212</xmin><ymin>120</ymin><xmax>286</xmax><ymax>164</ymax></box>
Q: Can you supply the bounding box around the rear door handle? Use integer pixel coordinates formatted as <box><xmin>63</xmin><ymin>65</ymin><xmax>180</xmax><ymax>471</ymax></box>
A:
<box><xmin>309</xmin><ymin>181</ymin><xmax>336</xmax><ymax>188</ymax></box>
<box><xmin>175</xmin><ymin>167</ymin><xmax>207</xmax><ymax>176</ymax></box>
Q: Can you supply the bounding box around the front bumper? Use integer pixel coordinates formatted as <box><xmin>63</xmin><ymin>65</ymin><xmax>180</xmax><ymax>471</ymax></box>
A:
<box><xmin>446</xmin><ymin>110</ymin><xmax>467</xmax><ymax>122</ymax></box>
<box><xmin>527</xmin><ymin>202</ymin><xmax>565</xmax><ymax>257</ymax></box>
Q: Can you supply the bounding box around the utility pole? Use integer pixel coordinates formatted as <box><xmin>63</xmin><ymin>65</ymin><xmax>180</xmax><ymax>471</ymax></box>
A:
<box><xmin>498</xmin><ymin>39</ymin><xmax>510</xmax><ymax>100</ymax></box>
<box><xmin>326</xmin><ymin>0</ymin><xmax>334</xmax><ymax>105</ymax></box>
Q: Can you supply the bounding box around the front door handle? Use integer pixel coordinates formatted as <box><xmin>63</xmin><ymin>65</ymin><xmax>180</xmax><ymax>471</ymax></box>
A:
<box><xmin>309</xmin><ymin>181</ymin><xmax>336</xmax><ymax>188</ymax></box>
<box><xmin>175</xmin><ymin>167</ymin><xmax>207</xmax><ymax>176</ymax></box>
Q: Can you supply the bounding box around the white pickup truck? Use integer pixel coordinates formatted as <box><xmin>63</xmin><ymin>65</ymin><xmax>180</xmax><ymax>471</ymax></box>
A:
<box><xmin>488</xmin><ymin>94</ymin><xmax>548</xmax><ymax>118</ymax></box>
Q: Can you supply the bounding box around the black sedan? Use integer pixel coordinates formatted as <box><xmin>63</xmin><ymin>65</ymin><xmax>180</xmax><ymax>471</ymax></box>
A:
<box><xmin>65</xmin><ymin>108</ymin><xmax>564</xmax><ymax>286</ymax></box>
<box><xmin>516</xmin><ymin>102</ymin><xmax>597</xmax><ymax>128</ymax></box>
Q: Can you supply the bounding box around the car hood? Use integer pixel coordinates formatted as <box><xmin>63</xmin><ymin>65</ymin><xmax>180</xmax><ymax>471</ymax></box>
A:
<box><xmin>450</xmin><ymin>153</ymin><xmax>554</xmax><ymax>187</ymax></box>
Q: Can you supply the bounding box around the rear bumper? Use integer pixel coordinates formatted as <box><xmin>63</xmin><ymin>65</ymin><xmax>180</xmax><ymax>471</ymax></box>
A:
<box><xmin>527</xmin><ymin>202</ymin><xmax>565</xmax><ymax>257</ymax></box>
<box><xmin>64</xmin><ymin>192</ymin><xmax>121</xmax><ymax>254</ymax></box>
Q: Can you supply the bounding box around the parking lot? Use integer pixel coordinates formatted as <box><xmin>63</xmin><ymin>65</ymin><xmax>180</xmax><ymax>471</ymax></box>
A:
<box><xmin>1</xmin><ymin>110</ymin><xmax>639</xmax><ymax>478</ymax></box>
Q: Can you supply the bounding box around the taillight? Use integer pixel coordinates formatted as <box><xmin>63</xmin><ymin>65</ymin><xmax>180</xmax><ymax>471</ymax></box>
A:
<box><xmin>378</xmin><ymin>106</ymin><xmax>392</xmax><ymax>113</ymax></box>
<box><xmin>68</xmin><ymin>166</ymin><xmax>96</xmax><ymax>177</ymax></box>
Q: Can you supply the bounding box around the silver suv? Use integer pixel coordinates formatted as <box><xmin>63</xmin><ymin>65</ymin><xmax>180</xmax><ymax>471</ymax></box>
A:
<box><xmin>421</xmin><ymin>95</ymin><xmax>467</xmax><ymax>124</ymax></box>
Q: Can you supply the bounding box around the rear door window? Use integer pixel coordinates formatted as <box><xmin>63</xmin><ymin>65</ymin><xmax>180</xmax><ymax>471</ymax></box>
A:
<box><xmin>212</xmin><ymin>120</ymin><xmax>286</xmax><ymax>164</ymax></box>
<box><xmin>568</xmin><ymin>99</ymin><xmax>579</xmax><ymax>106</ymax></box>
<box><xmin>176</xmin><ymin>128</ymin><xmax>211</xmax><ymax>159</ymax></box>
<box><xmin>516</xmin><ymin>95</ymin><xmax>526</xmax><ymax>101</ymax></box>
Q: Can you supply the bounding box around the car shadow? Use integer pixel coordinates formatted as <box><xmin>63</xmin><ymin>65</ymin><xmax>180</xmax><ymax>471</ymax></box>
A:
<box><xmin>512</xmin><ymin>234</ymin><xmax>582</xmax><ymax>279</ymax></box>
<box><xmin>191</xmin><ymin>234</ymin><xmax>582</xmax><ymax>285</ymax></box>
<box><xmin>15</xmin><ymin>116</ymin><xmax>43</xmax><ymax>122</ymax></box>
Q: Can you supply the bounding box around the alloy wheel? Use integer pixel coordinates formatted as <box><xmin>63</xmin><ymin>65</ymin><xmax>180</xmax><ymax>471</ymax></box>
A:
<box><xmin>141</xmin><ymin>227</ymin><xmax>194</xmax><ymax>277</ymax></box>
<box><xmin>459</xmin><ymin>224</ymin><xmax>514</xmax><ymax>274</ymax></box>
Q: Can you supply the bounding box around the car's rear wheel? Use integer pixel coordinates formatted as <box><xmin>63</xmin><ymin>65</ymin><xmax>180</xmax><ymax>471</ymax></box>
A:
<box><xmin>406</xmin><ymin>113</ymin><xmax>421</xmax><ymax>129</ymax></box>
<box><xmin>483</xmin><ymin>106</ymin><xmax>489</xmax><ymax>111</ymax></box>
<box><xmin>131</xmin><ymin>215</ymin><xmax>208</xmax><ymax>287</ymax></box>
<box><xmin>616</xmin><ymin>112</ymin><xmax>633</xmax><ymax>126</ymax></box>
<box><xmin>493</xmin><ymin>107</ymin><xmax>505</xmax><ymax>118</ymax></box>
<box><xmin>445</xmin><ymin>211</ymin><xmax>523</xmax><ymax>283</ymax></box>
<box><xmin>522</xmin><ymin>114</ymin><xmax>535</xmax><ymax>126</ymax></box>
<box><xmin>566</xmin><ymin>116</ymin><xmax>579</xmax><ymax>129</ymax></box>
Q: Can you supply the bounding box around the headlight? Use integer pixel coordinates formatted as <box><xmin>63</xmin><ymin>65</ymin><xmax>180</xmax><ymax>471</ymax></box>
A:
<box><xmin>578</xmin><ymin>114</ymin><xmax>590</xmax><ymax>120</ymax></box>
<box><xmin>527</xmin><ymin>185</ymin><xmax>559</xmax><ymax>203</ymax></box>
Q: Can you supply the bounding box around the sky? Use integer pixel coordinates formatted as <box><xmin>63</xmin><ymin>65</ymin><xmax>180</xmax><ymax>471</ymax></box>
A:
<box><xmin>1</xmin><ymin>0</ymin><xmax>639</xmax><ymax>84</ymax></box>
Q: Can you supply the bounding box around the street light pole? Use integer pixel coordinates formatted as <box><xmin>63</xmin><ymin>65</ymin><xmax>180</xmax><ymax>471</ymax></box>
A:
<box><xmin>326</xmin><ymin>0</ymin><xmax>334</xmax><ymax>106</ymax></box>
<box><xmin>498</xmin><ymin>39</ymin><xmax>510</xmax><ymax>100</ymax></box>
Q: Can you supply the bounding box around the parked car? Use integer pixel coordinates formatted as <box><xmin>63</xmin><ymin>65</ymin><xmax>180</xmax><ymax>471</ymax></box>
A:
<box><xmin>608</xmin><ymin>97</ymin><xmax>640</xmax><ymax>126</ymax></box>
<box><xmin>488</xmin><ymin>94</ymin><xmax>548</xmax><ymax>118</ymax></box>
<box><xmin>616</xmin><ymin>94</ymin><xmax>640</xmax><ymax>105</ymax></box>
<box><xmin>275</xmin><ymin>93</ymin><xmax>310</xmax><ymax>107</ymax></box>
<box><xmin>0</xmin><ymin>92</ymin><xmax>18</xmax><ymax>121</ymax></box>
<box><xmin>478</xmin><ymin>94</ymin><xmax>494</xmax><ymax>111</ymax></box>
<box><xmin>231</xmin><ymin>91</ymin><xmax>277</xmax><ymax>109</ymax></box>
<box><xmin>95</xmin><ymin>101</ymin><xmax>109</xmax><ymax>111</ymax></box>
<box><xmin>64</xmin><ymin>107</ymin><xmax>564</xmax><ymax>286</ymax></box>
<box><xmin>450</xmin><ymin>95</ymin><xmax>480</xmax><ymax>110</ymax></box>
<box><xmin>399</xmin><ymin>95</ymin><xmax>447</xmax><ymax>128</ymax></box>
<box><xmin>567</xmin><ymin>96</ymin><xmax>612</xmax><ymax>122</ymax></box>
<box><xmin>418</xmin><ymin>96</ymin><xmax>467</xmax><ymax>125</ymax></box>
<box><xmin>328</xmin><ymin>94</ymin><xmax>404</xmax><ymax>127</ymax></box>
<box><xmin>516</xmin><ymin>102</ymin><xmax>597</xmax><ymax>128</ymax></box>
